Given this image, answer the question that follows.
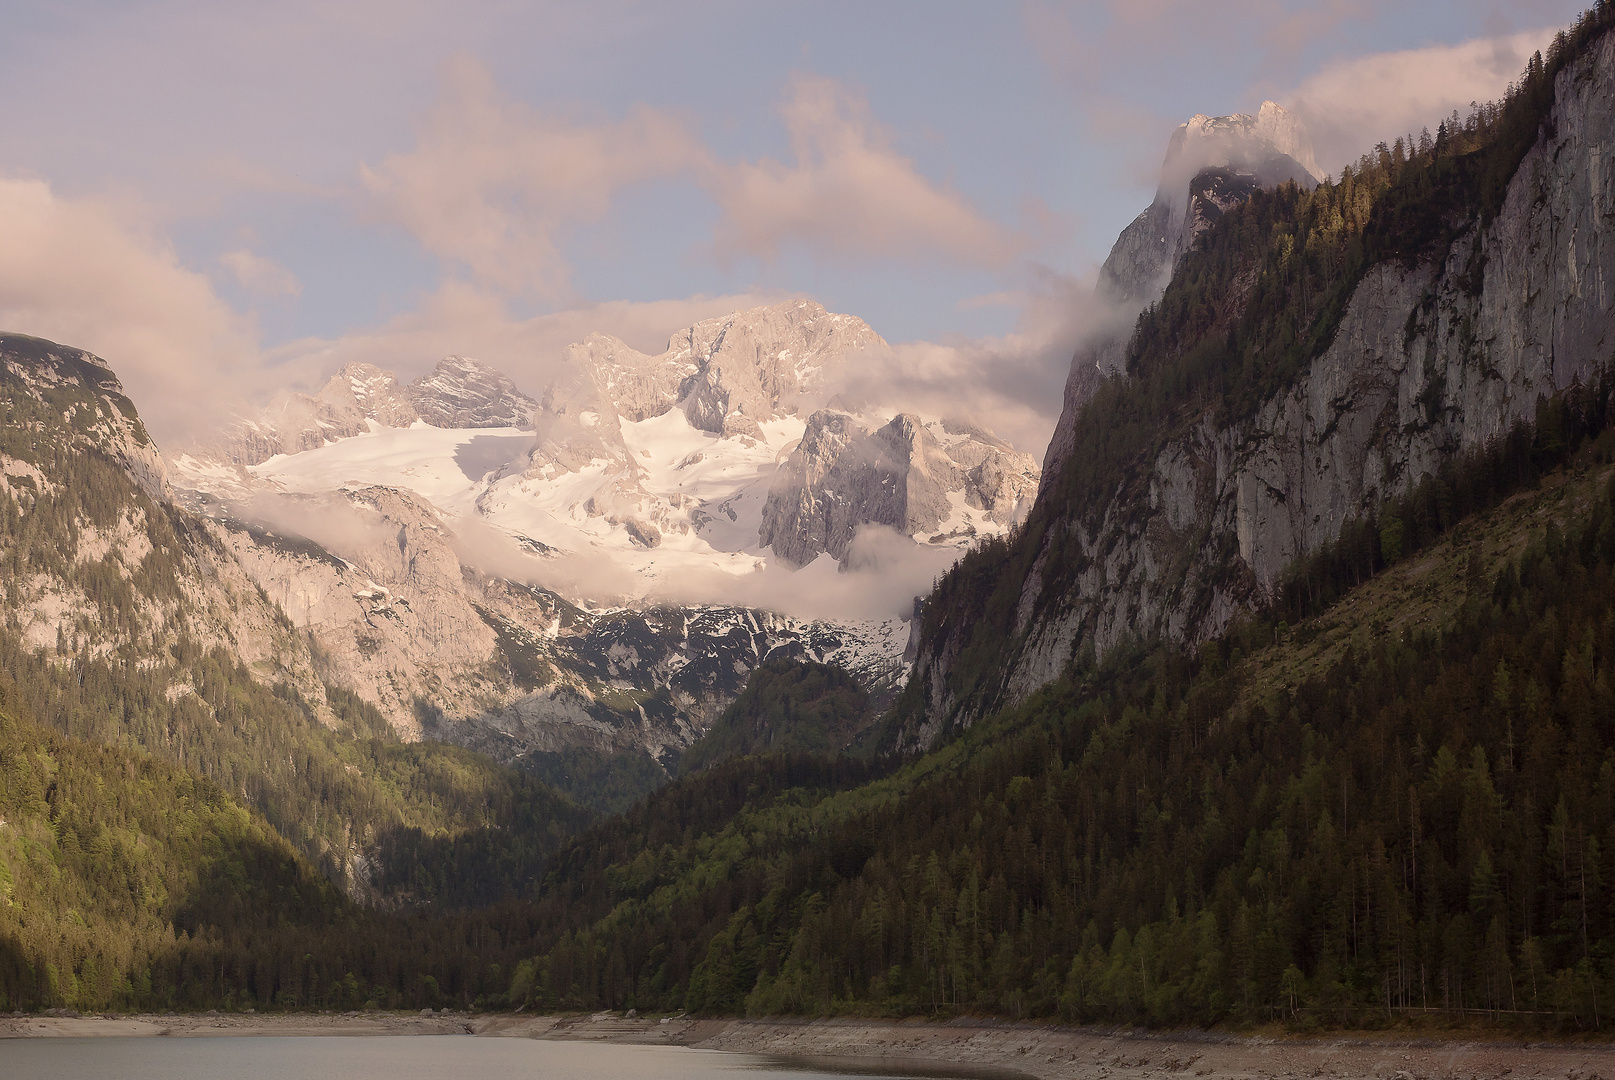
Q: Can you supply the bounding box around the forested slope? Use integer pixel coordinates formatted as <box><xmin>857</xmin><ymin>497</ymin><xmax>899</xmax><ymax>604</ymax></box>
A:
<box><xmin>0</xmin><ymin>333</ymin><xmax>589</xmax><ymax>908</ymax></box>
<box><xmin>508</xmin><ymin>404</ymin><xmax>1615</xmax><ymax>1029</ymax></box>
<box><xmin>0</xmin><ymin>673</ymin><xmax>570</xmax><ymax>1013</ymax></box>
<box><xmin>679</xmin><ymin>659</ymin><xmax>875</xmax><ymax>774</ymax></box>
<box><xmin>898</xmin><ymin>2</ymin><xmax>1615</xmax><ymax>749</ymax></box>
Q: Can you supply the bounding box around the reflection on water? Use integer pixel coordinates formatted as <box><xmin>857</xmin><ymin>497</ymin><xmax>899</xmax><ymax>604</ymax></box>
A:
<box><xmin>0</xmin><ymin>1036</ymin><xmax>1027</xmax><ymax>1080</ymax></box>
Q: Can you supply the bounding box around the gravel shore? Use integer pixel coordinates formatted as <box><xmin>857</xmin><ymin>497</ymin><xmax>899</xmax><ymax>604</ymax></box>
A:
<box><xmin>5</xmin><ymin>1009</ymin><xmax>1615</xmax><ymax>1079</ymax></box>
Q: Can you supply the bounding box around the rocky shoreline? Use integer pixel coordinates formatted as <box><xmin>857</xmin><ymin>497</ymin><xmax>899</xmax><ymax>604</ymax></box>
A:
<box><xmin>4</xmin><ymin>1010</ymin><xmax>1615</xmax><ymax>1079</ymax></box>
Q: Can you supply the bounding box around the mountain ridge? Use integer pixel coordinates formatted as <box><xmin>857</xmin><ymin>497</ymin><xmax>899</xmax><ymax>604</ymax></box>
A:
<box><xmin>900</xmin><ymin>22</ymin><xmax>1615</xmax><ymax>751</ymax></box>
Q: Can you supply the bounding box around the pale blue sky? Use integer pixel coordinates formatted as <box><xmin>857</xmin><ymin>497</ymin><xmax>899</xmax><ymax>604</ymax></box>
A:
<box><xmin>0</xmin><ymin>0</ymin><xmax>1587</xmax><ymax>446</ymax></box>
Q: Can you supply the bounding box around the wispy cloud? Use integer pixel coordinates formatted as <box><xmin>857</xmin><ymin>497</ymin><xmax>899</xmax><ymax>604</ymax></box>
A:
<box><xmin>0</xmin><ymin>177</ymin><xmax>260</xmax><ymax>441</ymax></box>
<box><xmin>360</xmin><ymin>54</ymin><xmax>711</xmax><ymax>299</ymax></box>
<box><xmin>221</xmin><ymin>249</ymin><xmax>302</xmax><ymax>297</ymax></box>
<box><xmin>363</xmin><ymin>63</ymin><xmax>1037</xmax><ymax>294</ymax></box>
<box><xmin>1284</xmin><ymin>27</ymin><xmax>1557</xmax><ymax>174</ymax></box>
<box><xmin>708</xmin><ymin>74</ymin><xmax>1034</xmax><ymax>268</ymax></box>
<box><xmin>826</xmin><ymin>264</ymin><xmax>1110</xmax><ymax>453</ymax></box>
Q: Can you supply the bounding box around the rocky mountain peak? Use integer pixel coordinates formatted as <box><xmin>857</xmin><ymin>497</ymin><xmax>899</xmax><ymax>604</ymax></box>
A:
<box><xmin>560</xmin><ymin>334</ymin><xmax>689</xmax><ymax>424</ymax></box>
<box><xmin>1043</xmin><ymin>100</ymin><xmax>1321</xmax><ymax>488</ymax></box>
<box><xmin>0</xmin><ymin>333</ymin><xmax>172</xmax><ymax>501</ymax></box>
<box><xmin>526</xmin><ymin>299</ymin><xmax>886</xmax><ymax>489</ymax></box>
<box><xmin>316</xmin><ymin>362</ymin><xmax>419</xmax><ymax>428</ymax></box>
<box><xmin>405</xmin><ymin>355</ymin><xmax>537</xmax><ymax>430</ymax></box>
<box><xmin>674</xmin><ymin>300</ymin><xmax>886</xmax><ymax>438</ymax></box>
<box><xmin>1158</xmin><ymin>102</ymin><xmax>1322</xmax><ymax>203</ymax></box>
<box><xmin>759</xmin><ymin>407</ymin><xmax>1037</xmax><ymax>567</ymax></box>
<box><xmin>1115</xmin><ymin>101</ymin><xmax>1322</xmax><ymax>309</ymax></box>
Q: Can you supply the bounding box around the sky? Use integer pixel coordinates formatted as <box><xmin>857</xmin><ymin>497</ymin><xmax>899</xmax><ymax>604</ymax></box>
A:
<box><xmin>0</xmin><ymin>0</ymin><xmax>1587</xmax><ymax>454</ymax></box>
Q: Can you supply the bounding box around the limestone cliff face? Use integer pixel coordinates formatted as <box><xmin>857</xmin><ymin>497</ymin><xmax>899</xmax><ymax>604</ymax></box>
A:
<box><xmin>759</xmin><ymin>410</ymin><xmax>1037</xmax><ymax>566</ymax></box>
<box><xmin>314</xmin><ymin>363</ymin><xmax>421</xmax><ymax>430</ymax></box>
<box><xmin>219</xmin><ymin>486</ymin><xmax>503</xmax><ymax>741</ymax></box>
<box><xmin>673</xmin><ymin>300</ymin><xmax>884</xmax><ymax>439</ymax></box>
<box><xmin>1043</xmin><ymin>102</ymin><xmax>1323</xmax><ymax>490</ymax></box>
<box><xmin>0</xmin><ymin>333</ymin><xmax>332</xmax><ymax>714</ymax></box>
<box><xmin>903</xmin><ymin>32</ymin><xmax>1615</xmax><ymax>751</ymax></box>
<box><xmin>0</xmin><ymin>334</ymin><xmax>174</xmax><ymax>502</ymax></box>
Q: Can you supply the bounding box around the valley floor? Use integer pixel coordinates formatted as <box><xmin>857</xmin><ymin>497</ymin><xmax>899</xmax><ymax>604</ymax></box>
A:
<box><xmin>6</xmin><ymin>1011</ymin><xmax>1615</xmax><ymax>1079</ymax></box>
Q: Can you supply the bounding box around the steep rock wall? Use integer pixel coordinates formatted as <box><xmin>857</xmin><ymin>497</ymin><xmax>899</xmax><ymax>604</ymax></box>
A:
<box><xmin>903</xmin><ymin>30</ymin><xmax>1615</xmax><ymax>750</ymax></box>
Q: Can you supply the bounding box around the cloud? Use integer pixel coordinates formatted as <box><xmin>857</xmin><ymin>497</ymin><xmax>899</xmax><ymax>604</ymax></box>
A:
<box><xmin>653</xmin><ymin>526</ymin><xmax>958</xmax><ymax>622</ymax></box>
<box><xmin>260</xmin><ymin>282</ymin><xmax>792</xmax><ymax>398</ymax></box>
<box><xmin>221</xmin><ymin>249</ymin><xmax>302</xmax><ymax>297</ymax></box>
<box><xmin>824</xmin><ymin>265</ymin><xmax>1110</xmax><ymax>453</ymax></box>
<box><xmin>0</xmin><ymin>172</ymin><xmax>794</xmax><ymax>456</ymax></box>
<box><xmin>447</xmin><ymin>511</ymin><xmax>940</xmax><ymax>623</ymax></box>
<box><xmin>363</xmin><ymin>63</ymin><xmax>1035</xmax><ymax>293</ymax></box>
<box><xmin>450</xmin><ymin>516</ymin><xmax>645</xmax><ymax>607</ymax></box>
<box><xmin>238</xmin><ymin>489</ymin><xmax>398</xmax><ymax>559</ymax></box>
<box><xmin>1028</xmin><ymin>0</ymin><xmax>1374</xmax><ymax>80</ymax></box>
<box><xmin>0</xmin><ymin>177</ymin><xmax>260</xmax><ymax>442</ymax></box>
<box><xmin>709</xmin><ymin>74</ymin><xmax>1031</xmax><ymax>268</ymax></box>
<box><xmin>1286</xmin><ymin>27</ymin><xmax>1558</xmax><ymax>173</ymax></box>
<box><xmin>360</xmin><ymin>53</ymin><xmax>710</xmax><ymax>299</ymax></box>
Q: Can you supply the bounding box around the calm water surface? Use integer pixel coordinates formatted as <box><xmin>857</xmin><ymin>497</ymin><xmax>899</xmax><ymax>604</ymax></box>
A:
<box><xmin>0</xmin><ymin>1036</ymin><xmax>1003</xmax><ymax>1080</ymax></box>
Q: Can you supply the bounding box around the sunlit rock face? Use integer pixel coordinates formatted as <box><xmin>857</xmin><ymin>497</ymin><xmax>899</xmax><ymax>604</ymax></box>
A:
<box><xmin>405</xmin><ymin>356</ymin><xmax>537</xmax><ymax>429</ymax></box>
<box><xmin>518</xmin><ymin>298</ymin><xmax>1037</xmax><ymax>566</ymax></box>
<box><xmin>670</xmin><ymin>300</ymin><xmax>884</xmax><ymax>439</ymax></box>
<box><xmin>759</xmin><ymin>410</ymin><xmax>1038</xmax><ymax>567</ymax></box>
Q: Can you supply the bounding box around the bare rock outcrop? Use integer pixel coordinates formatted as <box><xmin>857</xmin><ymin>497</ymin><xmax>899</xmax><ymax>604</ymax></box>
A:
<box><xmin>673</xmin><ymin>300</ymin><xmax>884</xmax><ymax>438</ymax></box>
<box><xmin>318</xmin><ymin>362</ymin><xmax>421</xmax><ymax>428</ymax></box>
<box><xmin>519</xmin><ymin>299</ymin><xmax>889</xmax><ymax>541</ymax></box>
<box><xmin>529</xmin><ymin>298</ymin><xmax>885</xmax><ymax>454</ymax></box>
<box><xmin>760</xmin><ymin>410</ymin><xmax>1037</xmax><ymax>566</ymax></box>
<box><xmin>404</xmin><ymin>355</ymin><xmax>537</xmax><ymax>429</ymax></box>
<box><xmin>904</xmin><ymin>32</ymin><xmax>1615</xmax><ymax>751</ymax></box>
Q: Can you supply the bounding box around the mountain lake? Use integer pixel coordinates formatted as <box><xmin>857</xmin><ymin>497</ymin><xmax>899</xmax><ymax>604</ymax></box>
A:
<box><xmin>0</xmin><ymin>1036</ymin><xmax>1031</xmax><ymax>1079</ymax></box>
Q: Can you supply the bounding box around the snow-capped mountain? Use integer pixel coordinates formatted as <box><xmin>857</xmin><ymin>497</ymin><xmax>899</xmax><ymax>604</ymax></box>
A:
<box><xmin>168</xmin><ymin>299</ymin><xmax>1037</xmax><ymax>762</ymax></box>
<box><xmin>179</xmin><ymin>299</ymin><xmax>1037</xmax><ymax>595</ymax></box>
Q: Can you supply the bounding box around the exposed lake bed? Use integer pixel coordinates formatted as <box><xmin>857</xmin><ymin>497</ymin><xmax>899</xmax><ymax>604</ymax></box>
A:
<box><xmin>3</xmin><ymin>1013</ymin><xmax>1615</xmax><ymax>1080</ymax></box>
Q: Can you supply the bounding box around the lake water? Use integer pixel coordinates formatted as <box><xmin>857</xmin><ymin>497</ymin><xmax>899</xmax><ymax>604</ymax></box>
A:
<box><xmin>0</xmin><ymin>1036</ymin><xmax>1016</xmax><ymax>1080</ymax></box>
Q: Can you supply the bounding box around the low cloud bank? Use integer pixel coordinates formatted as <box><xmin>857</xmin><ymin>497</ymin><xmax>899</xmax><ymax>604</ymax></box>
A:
<box><xmin>651</xmin><ymin>525</ymin><xmax>958</xmax><ymax>623</ymax></box>
<box><xmin>454</xmin><ymin>515</ymin><xmax>951</xmax><ymax>623</ymax></box>
<box><xmin>1287</xmin><ymin>28</ymin><xmax>1557</xmax><ymax>177</ymax></box>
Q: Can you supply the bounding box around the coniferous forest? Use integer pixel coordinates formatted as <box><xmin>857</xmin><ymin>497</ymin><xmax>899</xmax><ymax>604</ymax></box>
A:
<box><xmin>5</xmin><ymin>0</ymin><xmax>1615</xmax><ymax>1037</ymax></box>
<box><xmin>499</xmin><ymin>437</ymin><xmax>1615</xmax><ymax>1029</ymax></box>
